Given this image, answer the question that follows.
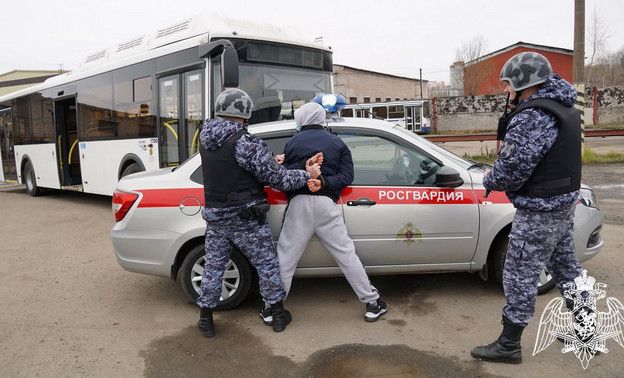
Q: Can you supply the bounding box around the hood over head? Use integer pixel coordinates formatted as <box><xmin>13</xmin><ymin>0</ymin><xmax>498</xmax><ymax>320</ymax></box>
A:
<box><xmin>294</xmin><ymin>102</ymin><xmax>326</xmax><ymax>128</ymax></box>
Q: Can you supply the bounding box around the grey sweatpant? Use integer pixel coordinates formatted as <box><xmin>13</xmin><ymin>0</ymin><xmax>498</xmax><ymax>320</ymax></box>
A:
<box><xmin>277</xmin><ymin>195</ymin><xmax>379</xmax><ymax>304</ymax></box>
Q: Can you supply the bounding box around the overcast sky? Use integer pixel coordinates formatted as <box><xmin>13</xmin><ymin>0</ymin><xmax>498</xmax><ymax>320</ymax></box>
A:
<box><xmin>2</xmin><ymin>0</ymin><xmax>623</xmax><ymax>83</ymax></box>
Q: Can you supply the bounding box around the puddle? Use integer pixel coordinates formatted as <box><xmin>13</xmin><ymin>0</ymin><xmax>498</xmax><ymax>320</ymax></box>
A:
<box><xmin>140</xmin><ymin>322</ymin><xmax>500</xmax><ymax>377</ymax></box>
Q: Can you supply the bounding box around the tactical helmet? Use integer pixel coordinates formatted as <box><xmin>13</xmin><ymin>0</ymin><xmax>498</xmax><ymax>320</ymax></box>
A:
<box><xmin>500</xmin><ymin>52</ymin><xmax>552</xmax><ymax>91</ymax></box>
<box><xmin>214</xmin><ymin>88</ymin><xmax>254</xmax><ymax>120</ymax></box>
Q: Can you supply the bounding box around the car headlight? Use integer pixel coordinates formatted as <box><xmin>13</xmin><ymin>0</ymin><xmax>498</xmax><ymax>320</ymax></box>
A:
<box><xmin>579</xmin><ymin>187</ymin><xmax>599</xmax><ymax>209</ymax></box>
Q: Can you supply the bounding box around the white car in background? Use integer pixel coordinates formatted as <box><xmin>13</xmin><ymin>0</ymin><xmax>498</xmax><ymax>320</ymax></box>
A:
<box><xmin>111</xmin><ymin>116</ymin><xmax>604</xmax><ymax>310</ymax></box>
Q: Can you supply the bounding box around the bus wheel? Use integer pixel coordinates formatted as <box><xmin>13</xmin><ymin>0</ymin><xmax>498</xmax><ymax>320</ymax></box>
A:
<box><xmin>180</xmin><ymin>244</ymin><xmax>252</xmax><ymax>311</ymax></box>
<box><xmin>121</xmin><ymin>162</ymin><xmax>143</xmax><ymax>178</ymax></box>
<box><xmin>23</xmin><ymin>161</ymin><xmax>44</xmax><ymax>197</ymax></box>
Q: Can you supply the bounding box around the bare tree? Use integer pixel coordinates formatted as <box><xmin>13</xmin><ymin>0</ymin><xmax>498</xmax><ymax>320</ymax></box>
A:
<box><xmin>603</xmin><ymin>46</ymin><xmax>624</xmax><ymax>87</ymax></box>
<box><xmin>586</xmin><ymin>5</ymin><xmax>612</xmax><ymax>87</ymax></box>
<box><xmin>453</xmin><ymin>35</ymin><xmax>494</xmax><ymax>95</ymax></box>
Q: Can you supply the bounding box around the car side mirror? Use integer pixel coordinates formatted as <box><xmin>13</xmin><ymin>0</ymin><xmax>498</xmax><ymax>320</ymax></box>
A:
<box><xmin>435</xmin><ymin>166</ymin><xmax>464</xmax><ymax>188</ymax></box>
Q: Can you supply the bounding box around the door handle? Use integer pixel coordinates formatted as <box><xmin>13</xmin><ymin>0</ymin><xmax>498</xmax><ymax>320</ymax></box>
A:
<box><xmin>346</xmin><ymin>198</ymin><xmax>377</xmax><ymax>206</ymax></box>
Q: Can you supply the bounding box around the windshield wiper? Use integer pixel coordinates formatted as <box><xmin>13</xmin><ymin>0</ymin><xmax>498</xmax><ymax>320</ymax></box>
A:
<box><xmin>466</xmin><ymin>162</ymin><xmax>485</xmax><ymax>170</ymax></box>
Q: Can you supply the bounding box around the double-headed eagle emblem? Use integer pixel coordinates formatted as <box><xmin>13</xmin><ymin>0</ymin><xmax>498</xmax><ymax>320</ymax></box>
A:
<box><xmin>533</xmin><ymin>270</ymin><xmax>624</xmax><ymax>368</ymax></box>
<box><xmin>395</xmin><ymin>222</ymin><xmax>422</xmax><ymax>246</ymax></box>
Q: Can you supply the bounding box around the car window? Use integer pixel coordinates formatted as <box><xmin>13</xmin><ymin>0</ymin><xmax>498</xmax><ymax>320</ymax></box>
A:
<box><xmin>338</xmin><ymin>131</ymin><xmax>441</xmax><ymax>186</ymax></box>
<box><xmin>263</xmin><ymin>136</ymin><xmax>291</xmax><ymax>155</ymax></box>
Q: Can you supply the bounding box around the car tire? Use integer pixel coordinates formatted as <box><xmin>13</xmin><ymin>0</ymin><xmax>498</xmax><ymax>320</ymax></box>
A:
<box><xmin>492</xmin><ymin>234</ymin><xmax>555</xmax><ymax>295</ymax></box>
<box><xmin>23</xmin><ymin>161</ymin><xmax>45</xmax><ymax>197</ymax></box>
<box><xmin>180</xmin><ymin>244</ymin><xmax>252</xmax><ymax>311</ymax></box>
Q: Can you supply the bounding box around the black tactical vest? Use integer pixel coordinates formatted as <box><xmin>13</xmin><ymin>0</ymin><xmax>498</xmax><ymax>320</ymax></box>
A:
<box><xmin>503</xmin><ymin>98</ymin><xmax>582</xmax><ymax>198</ymax></box>
<box><xmin>200</xmin><ymin>130</ymin><xmax>266</xmax><ymax>208</ymax></box>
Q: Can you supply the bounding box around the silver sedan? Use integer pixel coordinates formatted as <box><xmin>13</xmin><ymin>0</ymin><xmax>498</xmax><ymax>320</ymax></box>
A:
<box><xmin>112</xmin><ymin>117</ymin><xmax>604</xmax><ymax>309</ymax></box>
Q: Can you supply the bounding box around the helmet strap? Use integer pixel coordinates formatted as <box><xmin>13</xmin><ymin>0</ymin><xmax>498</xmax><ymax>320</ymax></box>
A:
<box><xmin>510</xmin><ymin>90</ymin><xmax>522</xmax><ymax>106</ymax></box>
<box><xmin>502</xmin><ymin>92</ymin><xmax>510</xmax><ymax>116</ymax></box>
<box><xmin>497</xmin><ymin>93</ymin><xmax>511</xmax><ymax>141</ymax></box>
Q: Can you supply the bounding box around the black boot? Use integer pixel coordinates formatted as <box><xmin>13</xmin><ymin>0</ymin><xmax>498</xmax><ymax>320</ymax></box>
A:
<box><xmin>471</xmin><ymin>316</ymin><xmax>524</xmax><ymax>364</ymax></box>
<box><xmin>198</xmin><ymin>307</ymin><xmax>215</xmax><ymax>338</ymax></box>
<box><xmin>270</xmin><ymin>301</ymin><xmax>292</xmax><ymax>332</ymax></box>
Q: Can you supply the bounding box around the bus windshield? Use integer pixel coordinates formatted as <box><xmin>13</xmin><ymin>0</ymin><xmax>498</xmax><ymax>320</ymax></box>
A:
<box><xmin>223</xmin><ymin>63</ymin><xmax>332</xmax><ymax>123</ymax></box>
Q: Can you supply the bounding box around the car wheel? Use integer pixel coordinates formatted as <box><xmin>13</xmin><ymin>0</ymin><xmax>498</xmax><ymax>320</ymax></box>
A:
<box><xmin>537</xmin><ymin>269</ymin><xmax>556</xmax><ymax>295</ymax></box>
<box><xmin>492</xmin><ymin>234</ymin><xmax>555</xmax><ymax>295</ymax></box>
<box><xmin>180</xmin><ymin>244</ymin><xmax>252</xmax><ymax>310</ymax></box>
<box><xmin>23</xmin><ymin>161</ymin><xmax>44</xmax><ymax>197</ymax></box>
<box><xmin>121</xmin><ymin>162</ymin><xmax>143</xmax><ymax>178</ymax></box>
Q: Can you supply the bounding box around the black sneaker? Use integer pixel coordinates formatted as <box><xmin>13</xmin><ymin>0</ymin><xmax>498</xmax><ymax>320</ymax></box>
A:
<box><xmin>365</xmin><ymin>299</ymin><xmax>387</xmax><ymax>322</ymax></box>
<box><xmin>259</xmin><ymin>306</ymin><xmax>273</xmax><ymax>326</ymax></box>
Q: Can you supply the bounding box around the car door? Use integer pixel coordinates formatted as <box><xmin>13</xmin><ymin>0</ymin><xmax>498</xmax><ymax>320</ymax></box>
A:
<box><xmin>337</xmin><ymin>127</ymin><xmax>480</xmax><ymax>267</ymax></box>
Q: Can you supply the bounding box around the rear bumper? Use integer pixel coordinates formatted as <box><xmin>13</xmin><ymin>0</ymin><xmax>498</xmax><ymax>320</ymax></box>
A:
<box><xmin>112</xmin><ymin>228</ymin><xmax>183</xmax><ymax>277</ymax></box>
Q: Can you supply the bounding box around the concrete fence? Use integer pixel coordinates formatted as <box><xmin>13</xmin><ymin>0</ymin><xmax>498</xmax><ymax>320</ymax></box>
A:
<box><xmin>432</xmin><ymin>86</ymin><xmax>624</xmax><ymax>132</ymax></box>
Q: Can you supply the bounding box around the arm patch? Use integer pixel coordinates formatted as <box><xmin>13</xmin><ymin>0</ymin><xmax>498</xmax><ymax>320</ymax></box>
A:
<box><xmin>498</xmin><ymin>140</ymin><xmax>517</xmax><ymax>159</ymax></box>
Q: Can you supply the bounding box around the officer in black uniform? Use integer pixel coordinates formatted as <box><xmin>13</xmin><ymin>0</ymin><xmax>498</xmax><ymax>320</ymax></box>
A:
<box><xmin>196</xmin><ymin>88</ymin><xmax>321</xmax><ymax>337</ymax></box>
<box><xmin>471</xmin><ymin>52</ymin><xmax>583</xmax><ymax>364</ymax></box>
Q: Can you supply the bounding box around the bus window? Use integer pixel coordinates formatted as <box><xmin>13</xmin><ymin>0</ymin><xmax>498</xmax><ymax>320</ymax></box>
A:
<box><xmin>388</xmin><ymin>105</ymin><xmax>404</xmax><ymax>119</ymax></box>
<box><xmin>185</xmin><ymin>70</ymin><xmax>204</xmax><ymax>157</ymax></box>
<box><xmin>372</xmin><ymin>106</ymin><xmax>387</xmax><ymax>119</ymax></box>
<box><xmin>159</xmin><ymin>75</ymin><xmax>180</xmax><ymax>167</ymax></box>
<box><xmin>13</xmin><ymin>97</ymin><xmax>32</xmax><ymax>144</ymax></box>
<box><xmin>78</xmin><ymin>72</ymin><xmax>115</xmax><ymax>140</ymax></box>
<box><xmin>341</xmin><ymin>108</ymin><xmax>354</xmax><ymax>117</ymax></box>
<box><xmin>30</xmin><ymin>95</ymin><xmax>54</xmax><ymax>143</ymax></box>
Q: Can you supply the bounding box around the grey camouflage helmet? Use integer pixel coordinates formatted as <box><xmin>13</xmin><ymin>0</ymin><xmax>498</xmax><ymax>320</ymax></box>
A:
<box><xmin>214</xmin><ymin>88</ymin><xmax>254</xmax><ymax>120</ymax></box>
<box><xmin>500</xmin><ymin>52</ymin><xmax>553</xmax><ymax>91</ymax></box>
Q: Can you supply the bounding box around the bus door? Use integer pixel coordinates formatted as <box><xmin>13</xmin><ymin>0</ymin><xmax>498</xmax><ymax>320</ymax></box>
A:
<box><xmin>0</xmin><ymin>108</ymin><xmax>17</xmax><ymax>182</ymax></box>
<box><xmin>406</xmin><ymin>106</ymin><xmax>421</xmax><ymax>132</ymax></box>
<box><xmin>158</xmin><ymin>69</ymin><xmax>204</xmax><ymax>167</ymax></box>
<box><xmin>54</xmin><ymin>98</ymin><xmax>82</xmax><ymax>187</ymax></box>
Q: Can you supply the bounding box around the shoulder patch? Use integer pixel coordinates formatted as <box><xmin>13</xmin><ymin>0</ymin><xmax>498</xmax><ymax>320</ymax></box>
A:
<box><xmin>498</xmin><ymin>140</ymin><xmax>517</xmax><ymax>159</ymax></box>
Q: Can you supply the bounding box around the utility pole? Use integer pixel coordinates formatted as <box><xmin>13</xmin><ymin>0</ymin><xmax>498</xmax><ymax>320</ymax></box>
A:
<box><xmin>419</xmin><ymin>68</ymin><xmax>423</xmax><ymax>99</ymax></box>
<box><xmin>574</xmin><ymin>0</ymin><xmax>585</xmax><ymax>148</ymax></box>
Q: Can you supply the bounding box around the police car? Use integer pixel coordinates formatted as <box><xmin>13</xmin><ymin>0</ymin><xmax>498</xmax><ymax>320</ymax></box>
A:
<box><xmin>111</xmin><ymin>111</ymin><xmax>603</xmax><ymax>310</ymax></box>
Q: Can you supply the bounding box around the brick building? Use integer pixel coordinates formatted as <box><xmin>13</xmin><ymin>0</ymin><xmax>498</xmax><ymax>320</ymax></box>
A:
<box><xmin>333</xmin><ymin>64</ymin><xmax>428</xmax><ymax>104</ymax></box>
<box><xmin>461</xmin><ymin>42</ymin><xmax>573</xmax><ymax>96</ymax></box>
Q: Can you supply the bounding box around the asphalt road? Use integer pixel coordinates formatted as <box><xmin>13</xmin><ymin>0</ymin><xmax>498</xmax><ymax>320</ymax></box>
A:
<box><xmin>1</xmin><ymin>163</ymin><xmax>623</xmax><ymax>377</ymax></box>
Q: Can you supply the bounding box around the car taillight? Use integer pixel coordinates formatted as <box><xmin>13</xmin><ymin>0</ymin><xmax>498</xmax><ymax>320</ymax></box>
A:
<box><xmin>112</xmin><ymin>190</ymin><xmax>139</xmax><ymax>222</ymax></box>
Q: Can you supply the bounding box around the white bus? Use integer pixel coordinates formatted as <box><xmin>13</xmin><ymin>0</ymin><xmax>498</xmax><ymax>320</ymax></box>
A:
<box><xmin>0</xmin><ymin>12</ymin><xmax>333</xmax><ymax>196</ymax></box>
<box><xmin>340</xmin><ymin>100</ymin><xmax>431</xmax><ymax>133</ymax></box>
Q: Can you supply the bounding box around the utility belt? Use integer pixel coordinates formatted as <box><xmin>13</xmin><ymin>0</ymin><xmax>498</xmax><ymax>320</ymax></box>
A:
<box><xmin>239</xmin><ymin>201</ymin><xmax>270</xmax><ymax>224</ymax></box>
